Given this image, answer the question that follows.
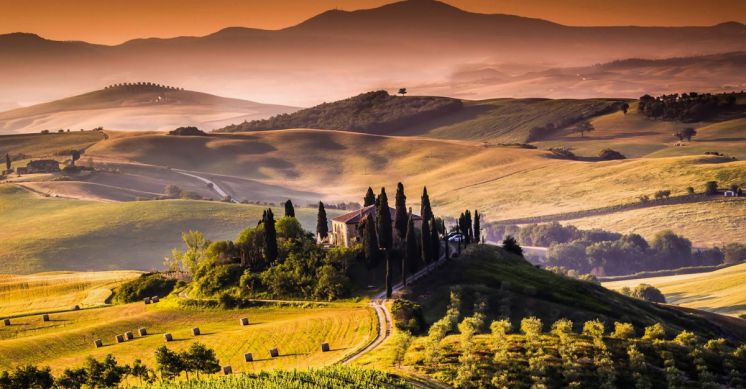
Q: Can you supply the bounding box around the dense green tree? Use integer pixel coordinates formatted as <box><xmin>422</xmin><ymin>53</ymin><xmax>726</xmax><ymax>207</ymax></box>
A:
<box><xmin>377</xmin><ymin>188</ymin><xmax>393</xmax><ymax>297</ymax></box>
<box><xmin>420</xmin><ymin>187</ymin><xmax>433</xmax><ymax>223</ymax></box>
<box><xmin>705</xmin><ymin>181</ymin><xmax>718</xmax><ymax>195</ymax></box>
<box><xmin>364</xmin><ymin>187</ymin><xmax>376</xmax><ymax>207</ymax></box>
<box><xmin>84</xmin><ymin>354</ymin><xmax>129</xmax><ymax>388</ymax></box>
<box><xmin>56</xmin><ymin>367</ymin><xmax>88</xmax><ymax>389</ymax></box>
<box><xmin>5</xmin><ymin>153</ymin><xmax>10</xmax><ymax>171</ymax></box>
<box><xmin>284</xmin><ymin>199</ymin><xmax>295</xmax><ymax>217</ymax></box>
<box><xmin>394</xmin><ymin>183</ymin><xmax>408</xmax><ymax>240</ymax></box>
<box><xmin>421</xmin><ymin>216</ymin><xmax>432</xmax><ymax>265</ymax></box>
<box><xmin>129</xmin><ymin>359</ymin><xmax>154</xmax><ymax>387</ymax></box>
<box><xmin>652</xmin><ymin>230</ymin><xmax>692</xmax><ymax>268</ymax></box>
<box><xmin>263</xmin><ymin>209</ymin><xmax>278</xmax><ymax>263</ymax></box>
<box><xmin>155</xmin><ymin>346</ymin><xmax>184</xmax><ymax>380</ymax></box>
<box><xmin>181</xmin><ymin>343</ymin><xmax>220</xmax><ymax>379</ymax></box>
<box><xmin>405</xmin><ymin>213</ymin><xmax>418</xmax><ymax>278</ymax></box>
<box><xmin>473</xmin><ymin>210</ymin><xmax>481</xmax><ymax>243</ymax></box>
<box><xmin>502</xmin><ymin>236</ymin><xmax>523</xmax><ymax>257</ymax></box>
<box><xmin>70</xmin><ymin>150</ymin><xmax>81</xmax><ymax>166</ymax></box>
<box><xmin>464</xmin><ymin>210</ymin><xmax>473</xmax><ymax>244</ymax></box>
<box><xmin>316</xmin><ymin>202</ymin><xmax>328</xmax><ymax>239</ymax></box>
<box><xmin>0</xmin><ymin>365</ymin><xmax>54</xmax><ymax>389</ymax></box>
<box><xmin>362</xmin><ymin>218</ymin><xmax>381</xmax><ymax>271</ymax></box>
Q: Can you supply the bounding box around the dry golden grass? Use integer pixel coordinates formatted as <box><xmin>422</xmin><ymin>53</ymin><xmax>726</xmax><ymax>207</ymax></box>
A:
<box><xmin>0</xmin><ymin>299</ymin><xmax>375</xmax><ymax>375</ymax></box>
<box><xmin>0</xmin><ymin>271</ymin><xmax>140</xmax><ymax>317</ymax></box>
<box><xmin>604</xmin><ymin>263</ymin><xmax>746</xmax><ymax>317</ymax></box>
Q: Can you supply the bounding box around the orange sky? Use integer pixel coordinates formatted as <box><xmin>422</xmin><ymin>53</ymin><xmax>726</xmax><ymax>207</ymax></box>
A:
<box><xmin>2</xmin><ymin>0</ymin><xmax>745</xmax><ymax>45</ymax></box>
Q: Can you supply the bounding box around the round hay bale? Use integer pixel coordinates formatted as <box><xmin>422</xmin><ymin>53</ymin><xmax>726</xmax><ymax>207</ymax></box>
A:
<box><xmin>222</xmin><ymin>366</ymin><xmax>233</xmax><ymax>375</ymax></box>
<box><xmin>125</xmin><ymin>331</ymin><xmax>134</xmax><ymax>340</ymax></box>
<box><xmin>72</xmin><ymin>305</ymin><xmax>80</xmax><ymax>311</ymax></box>
<box><xmin>164</xmin><ymin>333</ymin><xmax>173</xmax><ymax>342</ymax></box>
<box><xmin>138</xmin><ymin>328</ymin><xmax>148</xmax><ymax>336</ymax></box>
<box><xmin>321</xmin><ymin>342</ymin><xmax>330</xmax><ymax>352</ymax></box>
<box><xmin>192</xmin><ymin>327</ymin><xmax>201</xmax><ymax>336</ymax></box>
<box><xmin>2</xmin><ymin>319</ymin><xmax>10</xmax><ymax>326</ymax></box>
<box><xmin>152</xmin><ymin>296</ymin><xmax>160</xmax><ymax>303</ymax></box>
<box><xmin>115</xmin><ymin>334</ymin><xmax>125</xmax><ymax>343</ymax></box>
<box><xmin>269</xmin><ymin>348</ymin><xmax>279</xmax><ymax>358</ymax></box>
<box><xmin>94</xmin><ymin>339</ymin><xmax>103</xmax><ymax>348</ymax></box>
<box><xmin>244</xmin><ymin>353</ymin><xmax>253</xmax><ymax>362</ymax></box>
<box><xmin>240</xmin><ymin>318</ymin><xmax>249</xmax><ymax>326</ymax></box>
<box><xmin>144</xmin><ymin>297</ymin><xmax>151</xmax><ymax>305</ymax></box>
<box><xmin>41</xmin><ymin>314</ymin><xmax>49</xmax><ymax>322</ymax></box>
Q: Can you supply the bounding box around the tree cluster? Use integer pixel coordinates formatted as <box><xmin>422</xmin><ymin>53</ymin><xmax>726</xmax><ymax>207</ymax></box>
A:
<box><xmin>638</xmin><ymin>91</ymin><xmax>740</xmax><ymax>122</ymax></box>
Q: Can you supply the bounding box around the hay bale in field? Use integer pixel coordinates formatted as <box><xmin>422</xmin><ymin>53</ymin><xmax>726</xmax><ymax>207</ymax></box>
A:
<box><xmin>152</xmin><ymin>296</ymin><xmax>160</xmax><ymax>303</ymax></box>
<box><xmin>94</xmin><ymin>339</ymin><xmax>103</xmax><ymax>348</ymax></box>
<box><xmin>321</xmin><ymin>342</ymin><xmax>330</xmax><ymax>352</ymax></box>
<box><xmin>144</xmin><ymin>297</ymin><xmax>151</xmax><ymax>304</ymax></box>
<box><xmin>240</xmin><ymin>317</ymin><xmax>249</xmax><ymax>326</ymax></box>
<box><xmin>115</xmin><ymin>334</ymin><xmax>125</xmax><ymax>343</ymax></box>
<box><xmin>138</xmin><ymin>328</ymin><xmax>147</xmax><ymax>336</ymax></box>
<box><xmin>164</xmin><ymin>333</ymin><xmax>173</xmax><ymax>342</ymax></box>
<box><xmin>125</xmin><ymin>331</ymin><xmax>134</xmax><ymax>340</ymax></box>
<box><xmin>244</xmin><ymin>353</ymin><xmax>253</xmax><ymax>362</ymax></box>
<box><xmin>269</xmin><ymin>348</ymin><xmax>279</xmax><ymax>358</ymax></box>
<box><xmin>223</xmin><ymin>366</ymin><xmax>232</xmax><ymax>375</ymax></box>
<box><xmin>72</xmin><ymin>305</ymin><xmax>80</xmax><ymax>311</ymax></box>
<box><xmin>192</xmin><ymin>327</ymin><xmax>200</xmax><ymax>336</ymax></box>
<box><xmin>2</xmin><ymin>319</ymin><xmax>10</xmax><ymax>326</ymax></box>
<box><xmin>41</xmin><ymin>314</ymin><xmax>49</xmax><ymax>322</ymax></box>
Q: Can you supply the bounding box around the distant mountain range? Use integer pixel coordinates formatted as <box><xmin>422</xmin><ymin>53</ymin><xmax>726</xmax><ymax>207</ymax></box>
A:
<box><xmin>0</xmin><ymin>83</ymin><xmax>297</xmax><ymax>134</ymax></box>
<box><xmin>1</xmin><ymin>0</ymin><xmax>746</xmax><ymax>106</ymax></box>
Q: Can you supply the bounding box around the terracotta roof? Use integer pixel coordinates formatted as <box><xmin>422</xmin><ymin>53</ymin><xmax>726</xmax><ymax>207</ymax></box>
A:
<box><xmin>332</xmin><ymin>205</ymin><xmax>422</xmax><ymax>224</ymax></box>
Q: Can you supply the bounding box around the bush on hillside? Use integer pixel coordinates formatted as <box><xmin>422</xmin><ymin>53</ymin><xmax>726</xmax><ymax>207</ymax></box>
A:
<box><xmin>621</xmin><ymin>284</ymin><xmax>666</xmax><ymax>303</ymax></box>
<box><xmin>391</xmin><ymin>299</ymin><xmax>427</xmax><ymax>335</ymax></box>
<box><xmin>547</xmin><ymin>147</ymin><xmax>576</xmax><ymax>160</ymax></box>
<box><xmin>113</xmin><ymin>273</ymin><xmax>177</xmax><ymax>303</ymax></box>
<box><xmin>723</xmin><ymin>243</ymin><xmax>746</xmax><ymax>264</ymax></box>
<box><xmin>168</xmin><ymin>126</ymin><xmax>207</xmax><ymax>136</ymax></box>
<box><xmin>598</xmin><ymin>148</ymin><xmax>626</xmax><ymax>160</ymax></box>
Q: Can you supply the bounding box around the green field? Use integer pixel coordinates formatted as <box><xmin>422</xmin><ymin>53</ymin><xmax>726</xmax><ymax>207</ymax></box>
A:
<box><xmin>604</xmin><ymin>263</ymin><xmax>746</xmax><ymax>318</ymax></box>
<box><xmin>0</xmin><ymin>184</ymin><xmax>326</xmax><ymax>273</ymax></box>
<box><xmin>0</xmin><ymin>297</ymin><xmax>375</xmax><ymax>375</ymax></box>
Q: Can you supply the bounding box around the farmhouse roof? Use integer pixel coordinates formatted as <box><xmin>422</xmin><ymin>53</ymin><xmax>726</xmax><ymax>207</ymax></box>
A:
<box><xmin>332</xmin><ymin>205</ymin><xmax>422</xmax><ymax>224</ymax></box>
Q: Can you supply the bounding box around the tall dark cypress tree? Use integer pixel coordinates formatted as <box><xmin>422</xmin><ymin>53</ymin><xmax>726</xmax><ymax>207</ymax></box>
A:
<box><xmin>421</xmin><ymin>215</ymin><xmax>432</xmax><ymax>266</ymax></box>
<box><xmin>473</xmin><ymin>210</ymin><xmax>481</xmax><ymax>244</ymax></box>
<box><xmin>5</xmin><ymin>153</ymin><xmax>10</xmax><ymax>172</ymax></box>
<box><xmin>405</xmin><ymin>213</ymin><xmax>418</xmax><ymax>277</ymax></box>
<box><xmin>431</xmin><ymin>218</ymin><xmax>440</xmax><ymax>262</ymax></box>
<box><xmin>284</xmin><ymin>199</ymin><xmax>295</xmax><ymax>217</ymax></box>
<box><xmin>364</xmin><ymin>187</ymin><xmax>376</xmax><ymax>207</ymax></box>
<box><xmin>376</xmin><ymin>188</ymin><xmax>393</xmax><ymax>298</ymax></box>
<box><xmin>420</xmin><ymin>187</ymin><xmax>433</xmax><ymax>222</ymax></box>
<box><xmin>394</xmin><ymin>183</ymin><xmax>408</xmax><ymax>241</ymax></box>
<box><xmin>316</xmin><ymin>202</ymin><xmax>328</xmax><ymax>239</ymax></box>
<box><xmin>263</xmin><ymin>208</ymin><xmax>278</xmax><ymax>263</ymax></box>
<box><xmin>464</xmin><ymin>210</ymin><xmax>473</xmax><ymax>244</ymax></box>
<box><xmin>362</xmin><ymin>218</ymin><xmax>381</xmax><ymax>270</ymax></box>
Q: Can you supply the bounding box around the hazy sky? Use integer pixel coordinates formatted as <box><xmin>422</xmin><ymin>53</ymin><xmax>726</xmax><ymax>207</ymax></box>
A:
<box><xmin>2</xmin><ymin>0</ymin><xmax>745</xmax><ymax>45</ymax></box>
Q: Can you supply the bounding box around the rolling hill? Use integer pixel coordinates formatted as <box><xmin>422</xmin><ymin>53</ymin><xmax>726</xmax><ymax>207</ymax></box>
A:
<box><xmin>0</xmin><ymin>84</ymin><xmax>297</xmax><ymax>134</ymax></box>
<box><xmin>2</xmin><ymin>0</ymin><xmax>746</xmax><ymax>107</ymax></box>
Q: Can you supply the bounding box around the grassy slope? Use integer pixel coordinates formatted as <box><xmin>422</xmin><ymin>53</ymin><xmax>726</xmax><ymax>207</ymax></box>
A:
<box><xmin>604</xmin><ymin>263</ymin><xmax>746</xmax><ymax>317</ymax></box>
<box><xmin>0</xmin><ymin>131</ymin><xmax>105</xmax><ymax>162</ymax></box>
<box><xmin>0</xmin><ymin>298</ymin><xmax>375</xmax><ymax>375</ymax></box>
<box><xmin>0</xmin><ymin>271</ymin><xmax>140</xmax><ymax>317</ymax></box>
<box><xmin>401</xmin><ymin>245</ymin><xmax>745</xmax><ymax>341</ymax></box>
<box><xmin>0</xmin><ymin>184</ymin><xmax>326</xmax><ymax>273</ymax></box>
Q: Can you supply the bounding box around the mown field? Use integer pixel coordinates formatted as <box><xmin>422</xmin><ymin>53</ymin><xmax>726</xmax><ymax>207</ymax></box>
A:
<box><xmin>0</xmin><ymin>271</ymin><xmax>140</xmax><ymax>317</ymax></box>
<box><xmin>0</xmin><ymin>184</ymin><xmax>326</xmax><ymax>273</ymax></box>
<box><xmin>604</xmin><ymin>263</ymin><xmax>746</xmax><ymax>318</ymax></box>
<box><xmin>0</xmin><ymin>297</ymin><xmax>376</xmax><ymax>376</ymax></box>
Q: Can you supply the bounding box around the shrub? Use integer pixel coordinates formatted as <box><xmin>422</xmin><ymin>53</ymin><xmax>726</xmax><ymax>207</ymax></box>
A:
<box><xmin>612</xmin><ymin>322</ymin><xmax>636</xmax><ymax>339</ymax></box>
<box><xmin>168</xmin><ymin>126</ymin><xmax>207</xmax><ymax>136</ymax></box>
<box><xmin>642</xmin><ymin>323</ymin><xmax>666</xmax><ymax>340</ymax></box>
<box><xmin>391</xmin><ymin>299</ymin><xmax>426</xmax><ymax>335</ymax></box>
<box><xmin>705</xmin><ymin>181</ymin><xmax>718</xmax><ymax>195</ymax></box>
<box><xmin>598</xmin><ymin>148</ymin><xmax>626</xmax><ymax>160</ymax></box>
<box><xmin>632</xmin><ymin>284</ymin><xmax>666</xmax><ymax>303</ymax></box>
<box><xmin>194</xmin><ymin>264</ymin><xmax>243</xmax><ymax>296</ymax></box>
<box><xmin>723</xmin><ymin>243</ymin><xmax>746</xmax><ymax>264</ymax></box>
<box><xmin>548</xmin><ymin>147</ymin><xmax>576</xmax><ymax>160</ymax></box>
<box><xmin>113</xmin><ymin>273</ymin><xmax>177</xmax><ymax>303</ymax></box>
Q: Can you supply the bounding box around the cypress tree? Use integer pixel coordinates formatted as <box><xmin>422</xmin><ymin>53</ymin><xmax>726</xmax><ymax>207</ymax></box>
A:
<box><xmin>405</xmin><ymin>212</ymin><xmax>419</xmax><ymax>277</ymax></box>
<box><xmin>263</xmin><ymin>208</ymin><xmax>278</xmax><ymax>263</ymax></box>
<box><xmin>364</xmin><ymin>187</ymin><xmax>376</xmax><ymax>207</ymax></box>
<box><xmin>284</xmin><ymin>199</ymin><xmax>295</xmax><ymax>217</ymax></box>
<box><xmin>394</xmin><ymin>183</ymin><xmax>408</xmax><ymax>240</ymax></box>
<box><xmin>362</xmin><ymin>218</ymin><xmax>381</xmax><ymax>270</ymax></box>
<box><xmin>444</xmin><ymin>229</ymin><xmax>451</xmax><ymax>260</ymax></box>
<box><xmin>376</xmin><ymin>188</ymin><xmax>393</xmax><ymax>298</ymax></box>
<box><xmin>5</xmin><ymin>153</ymin><xmax>10</xmax><ymax>172</ymax></box>
<box><xmin>421</xmin><ymin>215</ymin><xmax>432</xmax><ymax>266</ymax></box>
<box><xmin>420</xmin><ymin>187</ymin><xmax>433</xmax><ymax>222</ymax></box>
<box><xmin>316</xmin><ymin>202</ymin><xmax>328</xmax><ymax>239</ymax></box>
<box><xmin>473</xmin><ymin>210</ymin><xmax>481</xmax><ymax>244</ymax></box>
<box><xmin>465</xmin><ymin>210</ymin><xmax>473</xmax><ymax>244</ymax></box>
<box><xmin>431</xmin><ymin>218</ymin><xmax>440</xmax><ymax>262</ymax></box>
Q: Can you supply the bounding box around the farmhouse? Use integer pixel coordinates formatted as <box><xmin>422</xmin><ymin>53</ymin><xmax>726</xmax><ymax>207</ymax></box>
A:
<box><xmin>330</xmin><ymin>205</ymin><xmax>422</xmax><ymax>248</ymax></box>
<box><xmin>16</xmin><ymin>159</ymin><xmax>60</xmax><ymax>175</ymax></box>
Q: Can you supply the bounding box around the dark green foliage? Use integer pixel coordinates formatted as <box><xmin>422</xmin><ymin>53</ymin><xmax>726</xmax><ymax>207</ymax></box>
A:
<box><xmin>639</xmin><ymin>91</ymin><xmax>740</xmax><ymax>122</ymax></box>
<box><xmin>363</xmin><ymin>218</ymin><xmax>382</xmax><ymax>270</ymax></box>
<box><xmin>705</xmin><ymin>181</ymin><xmax>719</xmax><ymax>195</ymax></box>
<box><xmin>598</xmin><ymin>148</ymin><xmax>626</xmax><ymax>160</ymax></box>
<box><xmin>155</xmin><ymin>346</ymin><xmax>184</xmax><ymax>380</ymax></box>
<box><xmin>113</xmin><ymin>273</ymin><xmax>176</xmax><ymax>303</ymax></box>
<box><xmin>181</xmin><ymin>343</ymin><xmax>221</xmax><ymax>379</ymax></box>
<box><xmin>263</xmin><ymin>209</ymin><xmax>278</xmax><ymax>263</ymax></box>
<box><xmin>56</xmin><ymin>367</ymin><xmax>87</xmax><ymax>389</ymax></box>
<box><xmin>168</xmin><ymin>126</ymin><xmax>206</xmax><ymax>136</ymax></box>
<box><xmin>421</xmin><ymin>216</ymin><xmax>432</xmax><ymax>265</ymax></box>
<box><xmin>420</xmin><ymin>187</ymin><xmax>433</xmax><ymax>223</ymax></box>
<box><xmin>723</xmin><ymin>243</ymin><xmax>746</xmax><ymax>264</ymax></box>
<box><xmin>651</xmin><ymin>230</ymin><xmax>693</xmax><ymax>269</ymax></box>
<box><xmin>473</xmin><ymin>210</ymin><xmax>481</xmax><ymax>243</ymax></box>
<box><xmin>284</xmin><ymin>199</ymin><xmax>295</xmax><ymax>217</ymax></box>
<box><xmin>674</xmin><ymin>127</ymin><xmax>697</xmax><ymax>141</ymax></box>
<box><xmin>391</xmin><ymin>299</ymin><xmax>426</xmax><ymax>335</ymax></box>
<box><xmin>236</xmin><ymin>224</ymin><xmax>266</xmax><ymax>270</ymax></box>
<box><xmin>548</xmin><ymin>147</ymin><xmax>577</xmax><ymax>160</ymax></box>
<box><xmin>218</xmin><ymin>91</ymin><xmax>464</xmax><ymax>134</ymax></box>
<box><xmin>364</xmin><ymin>187</ymin><xmax>376</xmax><ymax>207</ymax></box>
<box><xmin>70</xmin><ymin>150</ymin><xmax>81</xmax><ymax>166</ymax></box>
<box><xmin>405</xmin><ymin>214</ymin><xmax>418</xmax><ymax>280</ymax></box>
<box><xmin>84</xmin><ymin>354</ymin><xmax>129</xmax><ymax>388</ymax></box>
<box><xmin>431</xmin><ymin>220</ymin><xmax>440</xmax><ymax>263</ymax></box>
<box><xmin>394</xmin><ymin>183</ymin><xmax>408</xmax><ymax>240</ymax></box>
<box><xmin>376</xmin><ymin>188</ymin><xmax>393</xmax><ymax>251</ymax></box>
<box><xmin>621</xmin><ymin>284</ymin><xmax>666</xmax><ymax>303</ymax></box>
<box><xmin>0</xmin><ymin>365</ymin><xmax>54</xmax><ymax>389</ymax></box>
<box><xmin>5</xmin><ymin>153</ymin><xmax>9</xmax><ymax>171</ymax></box>
<box><xmin>502</xmin><ymin>236</ymin><xmax>523</xmax><ymax>257</ymax></box>
<box><xmin>316</xmin><ymin>202</ymin><xmax>328</xmax><ymax>239</ymax></box>
<box><xmin>194</xmin><ymin>264</ymin><xmax>243</xmax><ymax>296</ymax></box>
